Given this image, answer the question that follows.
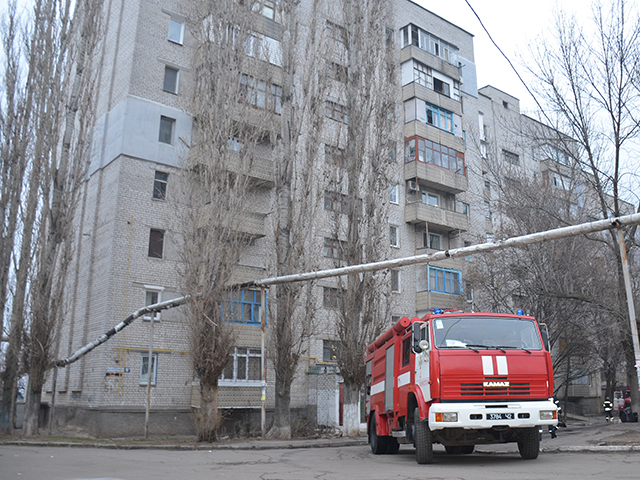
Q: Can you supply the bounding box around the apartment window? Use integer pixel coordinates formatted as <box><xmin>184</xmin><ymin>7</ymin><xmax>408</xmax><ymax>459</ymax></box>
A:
<box><xmin>325</xmin><ymin>100</ymin><xmax>348</xmax><ymax>124</ymax></box>
<box><xmin>549</xmin><ymin>171</ymin><xmax>570</xmax><ymax>190</ymax></box>
<box><xmin>428</xmin><ymin>266</ymin><xmax>461</xmax><ymax>295</ymax></box>
<box><xmin>326</xmin><ymin>20</ymin><xmax>348</xmax><ymax>45</ymax></box>
<box><xmin>484</xmin><ymin>201</ymin><xmax>491</xmax><ymax>220</ymax></box>
<box><xmin>324</xmin><ymin>191</ymin><xmax>348</xmax><ymax>213</ymax></box>
<box><xmin>389</xmin><ymin>184</ymin><xmax>399</xmax><ymax>204</ymax></box>
<box><xmin>153</xmin><ymin>171</ymin><xmax>168</xmax><ymax>200</ymax></box>
<box><xmin>422</xmin><ymin>192</ymin><xmax>439</xmax><ymax>207</ymax></box>
<box><xmin>503</xmin><ymin>149</ymin><xmax>520</xmax><ymax>166</ymax></box>
<box><xmin>163</xmin><ymin>66</ymin><xmax>179</xmax><ymax>94</ymax></box>
<box><xmin>413</xmin><ymin>61</ymin><xmax>432</xmax><ymax>88</ymax></box>
<box><xmin>252</xmin><ymin>1</ymin><xmax>276</xmax><ymax>20</ymax></box>
<box><xmin>140</xmin><ymin>353</ymin><xmax>158</xmax><ymax>386</ymax></box>
<box><xmin>428</xmin><ymin>233</ymin><xmax>441</xmax><ymax>250</ymax></box>
<box><xmin>238</xmin><ymin>74</ymin><xmax>282</xmax><ymax>114</ymax></box>
<box><xmin>391</xmin><ymin>269</ymin><xmax>400</xmax><ymax>292</ymax></box>
<box><xmin>325</xmin><ymin>144</ymin><xmax>346</xmax><ymax>167</ymax></box>
<box><xmin>390</xmin><ymin>226</ymin><xmax>399</xmax><ymax>247</ymax></box>
<box><xmin>323</xmin><ymin>287</ymin><xmax>342</xmax><ymax>308</ymax></box>
<box><xmin>433</xmin><ymin>78</ymin><xmax>450</xmax><ymax>97</ymax></box>
<box><xmin>328</xmin><ymin>62</ymin><xmax>348</xmax><ymax>83</ymax></box>
<box><xmin>426</xmin><ymin>103</ymin><xmax>454</xmax><ymax>133</ymax></box>
<box><xmin>168</xmin><ymin>18</ymin><xmax>184</xmax><ymax>44</ymax></box>
<box><xmin>484</xmin><ymin>180</ymin><xmax>491</xmax><ymax>191</ymax></box>
<box><xmin>323</xmin><ymin>340</ymin><xmax>341</xmax><ymax>362</ymax></box>
<box><xmin>143</xmin><ymin>289</ymin><xmax>162</xmax><ymax>322</ymax></box>
<box><xmin>223</xmin><ymin>289</ymin><xmax>265</xmax><ymax>324</ymax></box>
<box><xmin>244</xmin><ymin>33</ymin><xmax>283</xmax><ymax>66</ymax></box>
<box><xmin>221</xmin><ymin>347</ymin><xmax>261</xmax><ymax>382</ymax></box>
<box><xmin>404</xmin><ymin>137</ymin><xmax>464</xmax><ymax>174</ymax></box>
<box><xmin>148</xmin><ymin>229</ymin><xmax>165</xmax><ymax>258</ymax></box>
<box><xmin>159</xmin><ymin>116</ymin><xmax>175</xmax><ymax>144</ymax></box>
<box><xmin>324</xmin><ymin>237</ymin><xmax>346</xmax><ymax>260</ymax></box>
<box><xmin>461</xmin><ymin>203</ymin><xmax>469</xmax><ymax>216</ymax></box>
<box><xmin>228</xmin><ymin>137</ymin><xmax>244</xmax><ymax>151</ymax></box>
<box><xmin>400</xmin><ymin>24</ymin><xmax>458</xmax><ymax>66</ymax></box>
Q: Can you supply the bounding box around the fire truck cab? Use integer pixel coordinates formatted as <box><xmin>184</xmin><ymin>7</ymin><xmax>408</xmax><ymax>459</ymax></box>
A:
<box><xmin>365</xmin><ymin>310</ymin><xmax>557</xmax><ymax>464</ymax></box>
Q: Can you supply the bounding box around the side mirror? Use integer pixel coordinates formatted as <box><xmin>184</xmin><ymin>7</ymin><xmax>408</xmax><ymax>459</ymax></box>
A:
<box><xmin>412</xmin><ymin>322</ymin><xmax>428</xmax><ymax>354</ymax></box>
<box><xmin>539</xmin><ymin>323</ymin><xmax>550</xmax><ymax>351</ymax></box>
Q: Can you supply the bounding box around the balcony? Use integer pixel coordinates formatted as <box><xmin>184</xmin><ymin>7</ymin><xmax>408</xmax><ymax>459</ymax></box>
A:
<box><xmin>405</xmin><ymin>202</ymin><xmax>469</xmax><ymax>231</ymax></box>
<box><xmin>416</xmin><ymin>290</ymin><xmax>466</xmax><ymax>312</ymax></box>
<box><xmin>198</xmin><ymin>206</ymin><xmax>267</xmax><ymax>239</ymax></box>
<box><xmin>227</xmin><ymin>154</ymin><xmax>275</xmax><ymax>188</ymax></box>
<box><xmin>229</xmin><ymin>264</ymin><xmax>267</xmax><ymax>285</ymax></box>
<box><xmin>404</xmin><ymin>161</ymin><xmax>467</xmax><ymax>194</ymax></box>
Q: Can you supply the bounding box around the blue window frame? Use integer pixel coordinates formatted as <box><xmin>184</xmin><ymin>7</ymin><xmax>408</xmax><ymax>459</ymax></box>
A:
<box><xmin>428</xmin><ymin>266</ymin><xmax>461</xmax><ymax>295</ymax></box>
<box><xmin>426</xmin><ymin>103</ymin><xmax>454</xmax><ymax>133</ymax></box>
<box><xmin>225</xmin><ymin>289</ymin><xmax>266</xmax><ymax>325</ymax></box>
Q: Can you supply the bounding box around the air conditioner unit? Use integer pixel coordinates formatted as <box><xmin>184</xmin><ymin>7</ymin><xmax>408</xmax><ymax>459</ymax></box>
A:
<box><xmin>407</xmin><ymin>180</ymin><xmax>418</xmax><ymax>191</ymax></box>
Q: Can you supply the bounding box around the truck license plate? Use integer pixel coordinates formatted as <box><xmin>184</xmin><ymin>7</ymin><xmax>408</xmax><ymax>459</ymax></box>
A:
<box><xmin>487</xmin><ymin>413</ymin><xmax>513</xmax><ymax>420</ymax></box>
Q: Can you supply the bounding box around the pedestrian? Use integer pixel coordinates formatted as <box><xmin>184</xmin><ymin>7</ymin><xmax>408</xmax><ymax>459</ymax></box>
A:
<box><xmin>603</xmin><ymin>397</ymin><xmax>613</xmax><ymax>422</ymax></box>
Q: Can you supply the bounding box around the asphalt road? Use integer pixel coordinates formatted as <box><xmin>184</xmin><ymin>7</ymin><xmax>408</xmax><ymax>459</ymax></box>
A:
<box><xmin>2</xmin><ymin>444</ymin><xmax>640</xmax><ymax>480</ymax></box>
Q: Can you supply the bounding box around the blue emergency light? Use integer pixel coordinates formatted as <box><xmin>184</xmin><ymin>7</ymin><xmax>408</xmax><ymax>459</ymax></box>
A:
<box><xmin>434</xmin><ymin>308</ymin><xmax>443</xmax><ymax>314</ymax></box>
<box><xmin>516</xmin><ymin>309</ymin><xmax>524</xmax><ymax>315</ymax></box>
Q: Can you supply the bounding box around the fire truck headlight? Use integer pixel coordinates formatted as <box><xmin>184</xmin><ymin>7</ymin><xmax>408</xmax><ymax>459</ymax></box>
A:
<box><xmin>435</xmin><ymin>412</ymin><xmax>458</xmax><ymax>422</ymax></box>
<box><xmin>540</xmin><ymin>410</ymin><xmax>557</xmax><ymax>420</ymax></box>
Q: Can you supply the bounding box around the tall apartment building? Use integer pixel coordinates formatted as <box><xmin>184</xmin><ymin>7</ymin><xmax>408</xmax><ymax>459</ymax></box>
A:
<box><xmin>44</xmin><ymin>0</ymin><xmax>485</xmax><ymax>437</ymax></box>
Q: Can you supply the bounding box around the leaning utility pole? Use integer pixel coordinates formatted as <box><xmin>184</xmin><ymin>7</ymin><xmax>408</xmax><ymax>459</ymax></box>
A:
<box><xmin>55</xmin><ymin>213</ymin><xmax>640</xmax><ymax>388</ymax></box>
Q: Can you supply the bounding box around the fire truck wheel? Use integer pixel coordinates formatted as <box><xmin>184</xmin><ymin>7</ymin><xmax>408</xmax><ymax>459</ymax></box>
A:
<box><xmin>444</xmin><ymin>446</ymin><xmax>462</xmax><ymax>454</ymax></box>
<box><xmin>414</xmin><ymin>407</ymin><xmax>433</xmax><ymax>464</ymax></box>
<box><xmin>517</xmin><ymin>427</ymin><xmax>540</xmax><ymax>459</ymax></box>
<box><xmin>369</xmin><ymin>416</ymin><xmax>388</xmax><ymax>455</ymax></box>
<box><xmin>461</xmin><ymin>445</ymin><xmax>475</xmax><ymax>454</ymax></box>
<box><xmin>386</xmin><ymin>438</ymin><xmax>400</xmax><ymax>454</ymax></box>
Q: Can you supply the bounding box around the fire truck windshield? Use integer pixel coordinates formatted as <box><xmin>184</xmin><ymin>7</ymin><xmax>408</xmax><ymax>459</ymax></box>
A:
<box><xmin>433</xmin><ymin>316</ymin><xmax>542</xmax><ymax>351</ymax></box>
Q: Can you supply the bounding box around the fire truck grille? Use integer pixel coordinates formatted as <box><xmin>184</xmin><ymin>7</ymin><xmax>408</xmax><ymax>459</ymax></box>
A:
<box><xmin>441</xmin><ymin>376</ymin><xmax>549</xmax><ymax>399</ymax></box>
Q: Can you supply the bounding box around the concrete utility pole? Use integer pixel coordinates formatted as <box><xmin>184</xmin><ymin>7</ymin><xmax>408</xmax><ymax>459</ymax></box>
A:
<box><xmin>55</xmin><ymin>213</ymin><xmax>640</xmax><ymax>375</ymax></box>
<box><xmin>616</xmin><ymin>229</ymin><xmax>640</xmax><ymax>389</ymax></box>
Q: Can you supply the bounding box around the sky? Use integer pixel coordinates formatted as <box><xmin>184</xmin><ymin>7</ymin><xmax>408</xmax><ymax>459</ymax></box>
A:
<box><xmin>413</xmin><ymin>0</ymin><xmax>588</xmax><ymax>113</ymax></box>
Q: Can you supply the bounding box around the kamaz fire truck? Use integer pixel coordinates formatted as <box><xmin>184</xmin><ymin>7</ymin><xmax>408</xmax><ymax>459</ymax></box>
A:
<box><xmin>365</xmin><ymin>309</ymin><xmax>557</xmax><ymax>464</ymax></box>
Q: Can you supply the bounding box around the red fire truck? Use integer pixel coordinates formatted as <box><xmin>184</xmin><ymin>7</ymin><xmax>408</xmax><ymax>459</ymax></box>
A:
<box><xmin>365</xmin><ymin>309</ymin><xmax>557</xmax><ymax>464</ymax></box>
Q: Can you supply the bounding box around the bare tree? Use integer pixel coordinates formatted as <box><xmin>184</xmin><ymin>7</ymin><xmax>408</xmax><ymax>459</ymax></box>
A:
<box><xmin>182</xmin><ymin>0</ymin><xmax>288</xmax><ymax>441</ymax></box>
<box><xmin>0</xmin><ymin>0</ymin><xmax>101</xmax><ymax>435</ymax></box>
<box><xmin>266</xmin><ymin>0</ymin><xmax>325</xmax><ymax>439</ymax></box>
<box><xmin>325</xmin><ymin>0</ymin><xmax>399</xmax><ymax>437</ymax></box>
<box><xmin>526</xmin><ymin>0</ymin><xmax>640</xmax><ymax>409</ymax></box>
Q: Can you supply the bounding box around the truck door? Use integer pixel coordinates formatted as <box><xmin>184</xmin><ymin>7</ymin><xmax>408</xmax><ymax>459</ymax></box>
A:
<box><xmin>385</xmin><ymin>345</ymin><xmax>394</xmax><ymax>411</ymax></box>
<box><xmin>412</xmin><ymin>322</ymin><xmax>431</xmax><ymax>402</ymax></box>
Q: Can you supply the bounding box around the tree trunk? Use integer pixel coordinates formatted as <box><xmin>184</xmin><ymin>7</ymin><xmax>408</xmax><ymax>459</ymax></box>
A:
<box><xmin>268</xmin><ymin>381</ymin><xmax>291</xmax><ymax>439</ymax></box>
<box><xmin>195</xmin><ymin>382</ymin><xmax>220</xmax><ymax>442</ymax></box>
<box><xmin>342</xmin><ymin>380</ymin><xmax>360</xmax><ymax>437</ymax></box>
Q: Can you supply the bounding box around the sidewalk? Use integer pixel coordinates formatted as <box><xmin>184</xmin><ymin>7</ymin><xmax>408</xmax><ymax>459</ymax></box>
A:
<box><xmin>1</xmin><ymin>417</ymin><xmax>639</xmax><ymax>453</ymax></box>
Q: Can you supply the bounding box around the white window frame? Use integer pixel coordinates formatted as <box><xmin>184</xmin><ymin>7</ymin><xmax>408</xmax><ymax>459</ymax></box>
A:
<box><xmin>140</xmin><ymin>353</ymin><xmax>158</xmax><ymax>386</ymax></box>
<box><xmin>143</xmin><ymin>286</ymin><xmax>164</xmax><ymax>321</ymax></box>
<box><xmin>219</xmin><ymin>347</ymin><xmax>262</xmax><ymax>386</ymax></box>
<box><xmin>389</xmin><ymin>184</ymin><xmax>399</xmax><ymax>204</ymax></box>
<box><xmin>168</xmin><ymin>18</ymin><xmax>184</xmax><ymax>45</ymax></box>
<box><xmin>422</xmin><ymin>191</ymin><xmax>439</xmax><ymax>207</ymax></box>
<box><xmin>159</xmin><ymin>116</ymin><xmax>175</xmax><ymax>145</ymax></box>
<box><xmin>163</xmin><ymin>65</ymin><xmax>179</xmax><ymax>94</ymax></box>
<box><xmin>390</xmin><ymin>225</ymin><xmax>399</xmax><ymax>248</ymax></box>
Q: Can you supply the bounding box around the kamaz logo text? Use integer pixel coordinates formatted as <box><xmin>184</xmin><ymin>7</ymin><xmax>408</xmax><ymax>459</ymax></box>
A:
<box><xmin>483</xmin><ymin>381</ymin><xmax>510</xmax><ymax>388</ymax></box>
